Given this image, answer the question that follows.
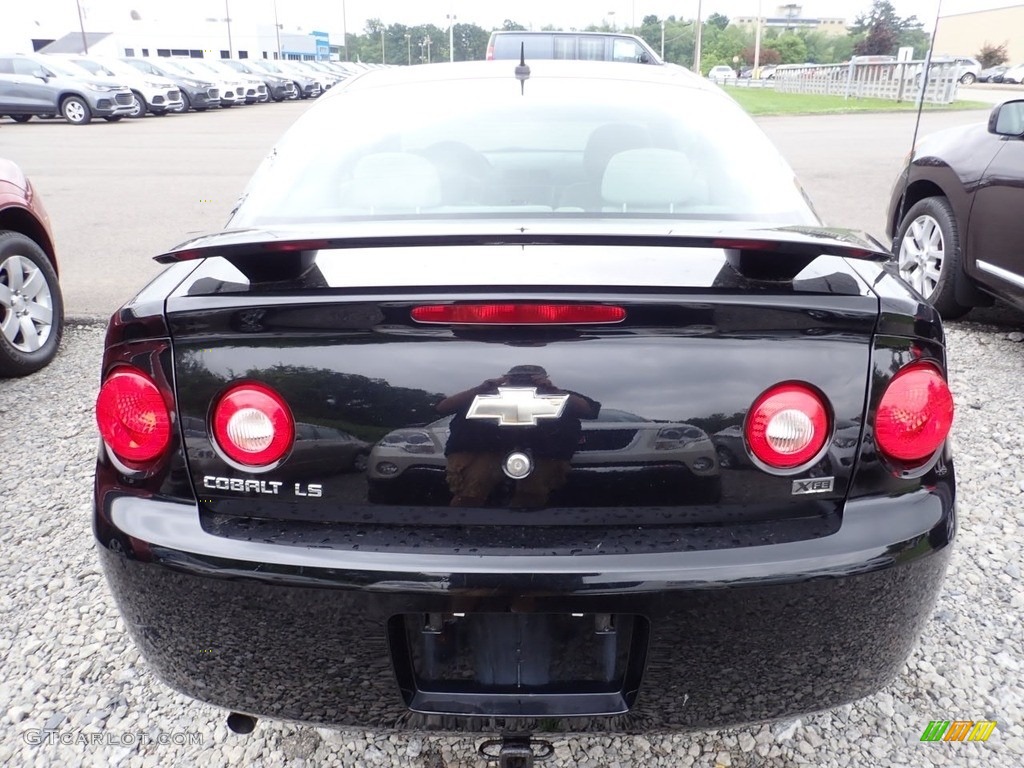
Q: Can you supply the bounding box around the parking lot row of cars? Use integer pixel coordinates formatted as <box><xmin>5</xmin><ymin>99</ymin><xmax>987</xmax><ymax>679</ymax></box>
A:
<box><xmin>0</xmin><ymin>52</ymin><xmax>378</xmax><ymax>125</ymax></box>
<box><xmin>978</xmin><ymin>62</ymin><xmax>1024</xmax><ymax>83</ymax></box>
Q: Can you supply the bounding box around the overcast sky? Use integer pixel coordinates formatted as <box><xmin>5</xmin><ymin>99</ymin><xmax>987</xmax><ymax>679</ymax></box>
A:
<box><xmin>12</xmin><ymin>1</ymin><xmax>1019</xmax><ymax>38</ymax></box>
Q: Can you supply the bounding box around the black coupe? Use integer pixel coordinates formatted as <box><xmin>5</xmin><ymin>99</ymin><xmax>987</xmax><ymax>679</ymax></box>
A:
<box><xmin>94</xmin><ymin>61</ymin><xmax>955</xmax><ymax>756</ymax></box>
<box><xmin>888</xmin><ymin>98</ymin><xmax>1024</xmax><ymax>318</ymax></box>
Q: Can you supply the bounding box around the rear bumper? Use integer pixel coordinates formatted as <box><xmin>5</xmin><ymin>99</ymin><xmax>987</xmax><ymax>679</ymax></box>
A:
<box><xmin>95</xmin><ymin>482</ymin><xmax>954</xmax><ymax>734</ymax></box>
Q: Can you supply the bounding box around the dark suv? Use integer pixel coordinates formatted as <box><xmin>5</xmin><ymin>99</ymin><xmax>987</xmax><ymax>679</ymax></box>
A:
<box><xmin>486</xmin><ymin>31</ymin><xmax>661</xmax><ymax>64</ymax></box>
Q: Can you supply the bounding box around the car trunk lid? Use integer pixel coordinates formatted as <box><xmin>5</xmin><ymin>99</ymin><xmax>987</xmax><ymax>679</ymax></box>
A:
<box><xmin>167</xmin><ymin>242</ymin><xmax>878</xmax><ymax>540</ymax></box>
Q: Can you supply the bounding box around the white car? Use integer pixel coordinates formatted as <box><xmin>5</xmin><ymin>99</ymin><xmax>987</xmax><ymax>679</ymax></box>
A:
<box><xmin>926</xmin><ymin>56</ymin><xmax>982</xmax><ymax>85</ymax></box>
<box><xmin>58</xmin><ymin>55</ymin><xmax>182</xmax><ymax>117</ymax></box>
<box><xmin>159</xmin><ymin>59</ymin><xmax>246</xmax><ymax>107</ymax></box>
<box><xmin>707</xmin><ymin>65</ymin><xmax>737</xmax><ymax>84</ymax></box>
<box><xmin>193</xmin><ymin>59</ymin><xmax>268</xmax><ymax>103</ymax></box>
<box><xmin>291</xmin><ymin>61</ymin><xmax>346</xmax><ymax>90</ymax></box>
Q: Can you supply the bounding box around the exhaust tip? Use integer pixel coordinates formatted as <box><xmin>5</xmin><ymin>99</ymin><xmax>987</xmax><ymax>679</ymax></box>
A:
<box><xmin>226</xmin><ymin>712</ymin><xmax>257</xmax><ymax>735</ymax></box>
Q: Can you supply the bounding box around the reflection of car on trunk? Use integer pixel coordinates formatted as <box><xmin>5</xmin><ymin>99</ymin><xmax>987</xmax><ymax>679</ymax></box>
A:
<box><xmin>711</xmin><ymin>425</ymin><xmax>749</xmax><ymax>469</ymax></box>
<box><xmin>367</xmin><ymin>409</ymin><xmax>720</xmax><ymax>505</ymax></box>
<box><xmin>182</xmin><ymin>417</ymin><xmax>369</xmax><ymax>475</ymax></box>
<box><xmin>292</xmin><ymin>423</ymin><xmax>371</xmax><ymax>474</ymax></box>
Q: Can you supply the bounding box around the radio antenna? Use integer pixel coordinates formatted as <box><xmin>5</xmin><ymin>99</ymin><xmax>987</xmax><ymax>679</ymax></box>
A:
<box><xmin>900</xmin><ymin>0</ymin><xmax>943</xmax><ymax>225</ymax></box>
<box><xmin>515</xmin><ymin>42</ymin><xmax>531</xmax><ymax>95</ymax></box>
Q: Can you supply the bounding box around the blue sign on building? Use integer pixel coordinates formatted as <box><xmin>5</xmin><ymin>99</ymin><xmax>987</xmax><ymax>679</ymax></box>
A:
<box><xmin>312</xmin><ymin>30</ymin><xmax>330</xmax><ymax>61</ymax></box>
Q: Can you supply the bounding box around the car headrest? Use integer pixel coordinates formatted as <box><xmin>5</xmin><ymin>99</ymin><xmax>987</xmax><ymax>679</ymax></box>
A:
<box><xmin>583</xmin><ymin>123</ymin><xmax>651</xmax><ymax>180</ymax></box>
<box><xmin>348</xmin><ymin>152</ymin><xmax>441</xmax><ymax>211</ymax></box>
<box><xmin>601</xmin><ymin>149</ymin><xmax>699</xmax><ymax>210</ymax></box>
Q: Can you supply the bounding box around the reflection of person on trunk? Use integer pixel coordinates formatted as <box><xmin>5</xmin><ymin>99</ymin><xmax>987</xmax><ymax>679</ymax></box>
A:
<box><xmin>436</xmin><ymin>365</ymin><xmax>600</xmax><ymax>507</ymax></box>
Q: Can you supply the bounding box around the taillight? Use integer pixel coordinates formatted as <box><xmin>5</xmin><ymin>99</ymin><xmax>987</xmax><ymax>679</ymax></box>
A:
<box><xmin>212</xmin><ymin>382</ymin><xmax>294</xmax><ymax>467</ymax></box>
<box><xmin>746</xmin><ymin>383</ymin><xmax>830</xmax><ymax>469</ymax></box>
<box><xmin>875</xmin><ymin>362</ymin><xmax>953</xmax><ymax>463</ymax></box>
<box><xmin>95</xmin><ymin>368</ymin><xmax>172</xmax><ymax>466</ymax></box>
<box><xmin>486</xmin><ymin>43</ymin><xmax>495</xmax><ymax>60</ymax></box>
<box><xmin>411</xmin><ymin>304</ymin><xmax>626</xmax><ymax>325</ymax></box>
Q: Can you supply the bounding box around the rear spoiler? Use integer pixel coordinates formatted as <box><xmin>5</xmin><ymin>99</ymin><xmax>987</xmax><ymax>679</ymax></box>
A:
<box><xmin>155</xmin><ymin>227</ymin><xmax>892</xmax><ymax>283</ymax></box>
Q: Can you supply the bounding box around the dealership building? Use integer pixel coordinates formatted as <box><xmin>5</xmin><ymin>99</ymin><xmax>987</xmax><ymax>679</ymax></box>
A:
<box><xmin>2</xmin><ymin>15</ymin><xmax>332</xmax><ymax>62</ymax></box>
<box><xmin>933</xmin><ymin>4</ymin><xmax>1024</xmax><ymax>66</ymax></box>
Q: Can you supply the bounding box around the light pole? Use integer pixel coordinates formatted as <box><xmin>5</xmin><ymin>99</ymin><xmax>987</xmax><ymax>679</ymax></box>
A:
<box><xmin>341</xmin><ymin>0</ymin><xmax>348</xmax><ymax>61</ymax></box>
<box><xmin>381</xmin><ymin>29</ymin><xmax>386</xmax><ymax>64</ymax></box>
<box><xmin>753</xmin><ymin>0</ymin><xmax>763</xmax><ymax>77</ymax></box>
<box><xmin>224</xmin><ymin>0</ymin><xmax>233</xmax><ymax>58</ymax></box>
<box><xmin>273</xmin><ymin>0</ymin><xmax>282</xmax><ymax>60</ymax></box>
<box><xmin>76</xmin><ymin>0</ymin><xmax>89</xmax><ymax>54</ymax></box>
<box><xmin>693</xmin><ymin>0</ymin><xmax>703</xmax><ymax>74</ymax></box>
<box><xmin>405</xmin><ymin>33</ymin><xmax>412</xmax><ymax>65</ymax></box>
<box><xmin>607</xmin><ymin>11</ymin><xmax>616</xmax><ymax>32</ymax></box>
<box><xmin>661</xmin><ymin>18</ymin><xmax>666</xmax><ymax>58</ymax></box>
<box><xmin>447</xmin><ymin>14</ymin><xmax>456</xmax><ymax>63</ymax></box>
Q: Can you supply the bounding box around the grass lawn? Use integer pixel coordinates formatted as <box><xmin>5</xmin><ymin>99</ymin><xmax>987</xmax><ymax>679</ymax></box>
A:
<box><xmin>724</xmin><ymin>87</ymin><xmax>992</xmax><ymax>116</ymax></box>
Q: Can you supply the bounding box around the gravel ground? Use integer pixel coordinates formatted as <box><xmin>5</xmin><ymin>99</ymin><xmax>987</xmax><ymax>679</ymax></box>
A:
<box><xmin>1</xmin><ymin>309</ymin><xmax>1023</xmax><ymax>768</ymax></box>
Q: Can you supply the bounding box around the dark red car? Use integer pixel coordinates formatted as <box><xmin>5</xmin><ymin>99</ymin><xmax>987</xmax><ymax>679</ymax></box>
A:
<box><xmin>0</xmin><ymin>157</ymin><xmax>63</xmax><ymax>376</ymax></box>
<box><xmin>888</xmin><ymin>98</ymin><xmax>1024</xmax><ymax>318</ymax></box>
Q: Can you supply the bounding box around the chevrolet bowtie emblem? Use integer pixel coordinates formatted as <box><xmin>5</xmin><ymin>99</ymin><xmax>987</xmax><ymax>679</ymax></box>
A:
<box><xmin>466</xmin><ymin>387</ymin><xmax>569</xmax><ymax>426</ymax></box>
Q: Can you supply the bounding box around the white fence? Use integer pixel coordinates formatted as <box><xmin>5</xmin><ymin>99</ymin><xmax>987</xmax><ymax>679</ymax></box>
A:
<box><xmin>728</xmin><ymin>78</ymin><xmax>775</xmax><ymax>89</ymax></box>
<box><xmin>773</xmin><ymin>60</ymin><xmax>961</xmax><ymax>104</ymax></box>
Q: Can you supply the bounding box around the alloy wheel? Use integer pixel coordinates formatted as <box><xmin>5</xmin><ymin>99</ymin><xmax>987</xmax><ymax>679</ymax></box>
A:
<box><xmin>0</xmin><ymin>254</ymin><xmax>54</xmax><ymax>353</ymax></box>
<box><xmin>64</xmin><ymin>101</ymin><xmax>87</xmax><ymax>123</ymax></box>
<box><xmin>129</xmin><ymin>94</ymin><xmax>145</xmax><ymax>118</ymax></box>
<box><xmin>898</xmin><ymin>214</ymin><xmax>944</xmax><ymax>299</ymax></box>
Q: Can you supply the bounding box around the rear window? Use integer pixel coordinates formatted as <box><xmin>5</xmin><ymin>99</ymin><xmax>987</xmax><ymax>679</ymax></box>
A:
<box><xmin>230</xmin><ymin>68</ymin><xmax>816</xmax><ymax>228</ymax></box>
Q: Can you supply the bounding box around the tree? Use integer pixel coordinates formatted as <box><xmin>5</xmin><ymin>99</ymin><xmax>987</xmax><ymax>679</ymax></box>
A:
<box><xmin>774</xmin><ymin>34</ymin><xmax>808</xmax><ymax>64</ymax></box>
<box><xmin>851</xmin><ymin>1</ymin><xmax>921</xmax><ymax>35</ymax></box>
<box><xmin>502</xmin><ymin>20</ymin><xmax>527</xmax><ymax>31</ymax></box>
<box><xmin>899</xmin><ymin>28</ymin><xmax>931</xmax><ymax>59</ymax></box>
<box><xmin>743</xmin><ymin>46</ymin><xmax>780</xmax><ymax>66</ymax></box>
<box><xmin>977</xmin><ymin>41</ymin><xmax>1009</xmax><ymax>68</ymax></box>
<box><xmin>707</xmin><ymin>13</ymin><xmax>729</xmax><ymax>31</ymax></box>
<box><xmin>456</xmin><ymin>23</ymin><xmax>490</xmax><ymax>61</ymax></box>
<box><xmin>854</xmin><ymin>24</ymin><xmax>897</xmax><ymax>56</ymax></box>
<box><xmin>831</xmin><ymin>35</ymin><xmax>857</xmax><ymax>63</ymax></box>
<box><xmin>851</xmin><ymin>0</ymin><xmax>922</xmax><ymax>57</ymax></box>
<box><xmin>800</xmin><ymin>30</ymin><xmax>832</xmax><ymax>63</ymax></box>
<box><xmin>699</xmin><ymin>23</ymin><xmax>751</xmax><ymax>73</ymax></box>
<box><xmin>636</xmin><ymin>16</ymin><xmax>695</xmax><ymax>66</ymax></box>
